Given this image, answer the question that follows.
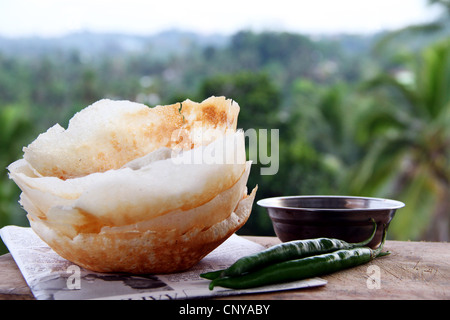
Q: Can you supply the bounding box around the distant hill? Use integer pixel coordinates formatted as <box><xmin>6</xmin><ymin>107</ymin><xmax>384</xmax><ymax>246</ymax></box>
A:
<box><xmin>0</xmin><ymin>30</ymin><xmax>230</xmax><ymax>59</ymax></box>
<box><xmin>1</xmin><ymin>20</ymin><xmax>449</xmax><ymax>61</ymax></box>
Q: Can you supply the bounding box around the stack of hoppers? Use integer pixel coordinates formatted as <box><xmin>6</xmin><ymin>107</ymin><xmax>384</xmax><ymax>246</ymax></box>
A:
<box><xmin>7</xmin><ymin>96</ymin><xmax>256</xmax><ymax>274</ymax></box>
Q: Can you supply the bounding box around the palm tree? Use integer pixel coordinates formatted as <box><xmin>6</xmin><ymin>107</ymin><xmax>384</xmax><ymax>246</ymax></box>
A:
<box><xmin>349</xmin><ymin>39</ymin><xmax>450</xmax><ymax>241</ymax></box>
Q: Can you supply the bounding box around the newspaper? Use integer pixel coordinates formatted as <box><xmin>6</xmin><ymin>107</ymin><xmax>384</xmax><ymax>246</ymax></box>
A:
<box><xmin>0</xmin><ymin>225</ymin><xmax>326</xmax><ymax>300</ymax></box>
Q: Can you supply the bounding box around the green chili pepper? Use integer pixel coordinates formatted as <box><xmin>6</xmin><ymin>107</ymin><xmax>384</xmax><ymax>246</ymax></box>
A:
<box><xmin>208</xmin><ymin>228</ymin><xmax>389</xmax><ymax>290</ymax></box>
<box><xmin>201</xmin><ymin>218</ymin><xmax>377</xmax><ymax>280</ymax></box>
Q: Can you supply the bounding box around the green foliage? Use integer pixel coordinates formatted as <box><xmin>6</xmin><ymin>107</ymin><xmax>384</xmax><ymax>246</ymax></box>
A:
<box><xmin>0</xmin><ymin>103</ymin><xmax>33</xmax><ymax>253</ymax></box>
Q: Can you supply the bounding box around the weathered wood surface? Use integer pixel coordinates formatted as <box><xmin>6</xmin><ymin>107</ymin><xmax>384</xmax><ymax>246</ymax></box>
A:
<box><xmin>1</xmin><ymin>238</ymin><xmax>449</xmax><ymax>300</ymax></box>
<box><xmin>0</xmin><ymin>253</ymin><xmax>33</xmax><ymax>300</ymax></box>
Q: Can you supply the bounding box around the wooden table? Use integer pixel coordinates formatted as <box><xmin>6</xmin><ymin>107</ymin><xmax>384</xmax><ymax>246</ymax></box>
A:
<box><xmin>1</xmin><ymin>237</ymin><xmax>449</xmax><ymax>300</ymax></box>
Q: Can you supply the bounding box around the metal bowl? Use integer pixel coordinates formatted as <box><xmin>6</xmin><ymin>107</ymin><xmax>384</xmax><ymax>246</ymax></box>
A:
<box><xmin>257</xmin><ymin>195</ymin><xmax>405</xmax><ymax>248</ymax></box>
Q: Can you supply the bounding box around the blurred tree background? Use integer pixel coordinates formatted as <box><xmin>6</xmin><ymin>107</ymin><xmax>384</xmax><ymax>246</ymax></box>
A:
<box><xmin>0</xmin><ymin>1</ymin><xmax>449</xmax><ymax>254</ymax></box>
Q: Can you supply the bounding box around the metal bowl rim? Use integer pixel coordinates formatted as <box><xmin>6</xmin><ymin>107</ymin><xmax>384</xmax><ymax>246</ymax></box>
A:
<box><xmin>257</xmin><ymin>195</ymin><xmax>405</xmax><ymax>211</ymax></box>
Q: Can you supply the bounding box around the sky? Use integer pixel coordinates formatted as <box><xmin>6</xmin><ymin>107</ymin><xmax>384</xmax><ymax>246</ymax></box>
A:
<box><xmin>0</xmin><ymin>0</ymin><xmax>444</xmax><ymax>38</ymax></box>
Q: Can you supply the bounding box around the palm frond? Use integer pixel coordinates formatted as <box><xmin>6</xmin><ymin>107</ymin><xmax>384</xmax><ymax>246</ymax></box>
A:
<box><xmin>417</xmin><ymin>40</ymin><xmax>450</xmax><ymax>118</ymax></box>
<box><xmin>388</xmin><ymin>165</ymin><xmax>436</xmax><ymax>240</ymax></box>
<box><xmin>362</xmin><ymin>74</ymin><xmax>423</xmax><ymax>117</ymax></box>
<box><xmin>372</xmin><ymin>22</ymin><xmax>444</xmax><ymax>54</ymax></box>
